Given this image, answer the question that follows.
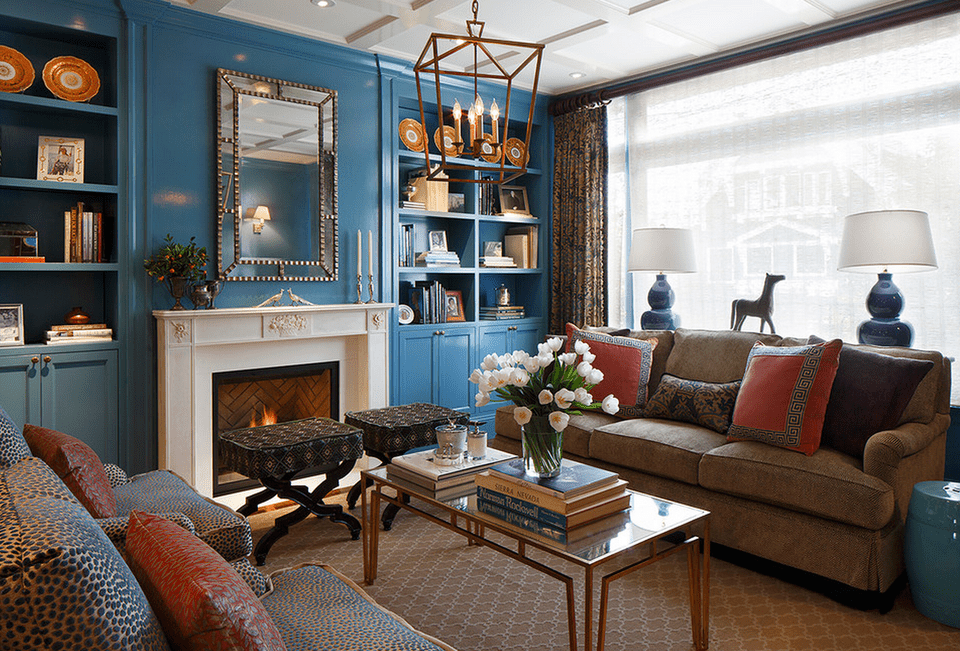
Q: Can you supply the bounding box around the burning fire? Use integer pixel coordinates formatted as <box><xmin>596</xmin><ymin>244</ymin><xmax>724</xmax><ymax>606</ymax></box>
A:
<box><xmin>249</xmin><ymin>404</ymin><xmax>278</xmax><ymax>428</ymax></box>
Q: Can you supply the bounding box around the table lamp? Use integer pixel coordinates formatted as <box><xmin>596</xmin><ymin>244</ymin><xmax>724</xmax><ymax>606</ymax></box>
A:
<box><xmin>628</xmin><ymin>228</ymin><xmax>697</xmax><ymax>330</ymax></box>
<box><xmin>838</xmin><ymin>209</ymin><xmax>937</xmax><ymax>347</ymax></box>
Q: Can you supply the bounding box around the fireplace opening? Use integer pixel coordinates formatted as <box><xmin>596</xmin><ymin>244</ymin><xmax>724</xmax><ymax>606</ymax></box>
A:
<box><xmin>212</xmin><ymin>361</ymin><xmax>339</xmax><ymax>496</ymax></box>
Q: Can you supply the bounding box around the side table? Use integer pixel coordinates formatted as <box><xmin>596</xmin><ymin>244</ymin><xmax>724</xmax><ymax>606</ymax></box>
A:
<box><xmin>344</xmin><ymin>403</ymin><xmax>468</xmax><ymax>529</ymax></box>
<box><xmin>905</xmin><ymin>480</ymin><xmax>960</xmax><ymax>628</ymax></box>
<box><xmin>219</xmin><ymin>417</ymin><xmax>363</xmax><ymax>565</ymax></box>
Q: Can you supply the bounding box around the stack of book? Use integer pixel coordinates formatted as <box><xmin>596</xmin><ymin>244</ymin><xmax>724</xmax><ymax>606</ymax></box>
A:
<box><xmin>64</xmin><ymin>201</ymin><xmax>105</xmax><ymax>263</ymax></box>
<box><xmin>480</xmin><ymin>256</ymin><xmax>516</xmax><ymax>268</ymax></box>
<box><xmin>45</xmin><ymin>323</ymin><xmax>113</xmax><ymax>345</ymax></box>
<box><xmin>398</xmin><ymin>224</ymin><xmax>416</xmax><ymax>267</ymax></box>
<box><xmin>480</xmin><ymin>305</ymin><xmax>525</xmax><ymax>320</ymax></box>
<box><xmin>387</xmin><ymin>448</ymin><xmax>517</xmax><ymax>501</ymax></box>
<box><xmin>475</xmin><ymin>458</ymin><xmax>630</xmax><ymax>545</ymax></box>
<box><xmin>415</xmin><ymin>250</ymin><xmax>461</xmax><ymax>267</ymax></box>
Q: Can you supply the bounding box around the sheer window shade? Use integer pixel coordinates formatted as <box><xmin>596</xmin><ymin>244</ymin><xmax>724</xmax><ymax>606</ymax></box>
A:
<box><xmin>608</xmin><ymin>13</ymin><xmax>960</xmax><ymax>403</ymax></box>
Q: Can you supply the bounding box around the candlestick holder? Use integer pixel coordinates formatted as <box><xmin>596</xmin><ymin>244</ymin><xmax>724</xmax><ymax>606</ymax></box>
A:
<box><xmin>354</xmin><ymin>273</ymin><xmax>364</xmax><ymax>304</ymax></box>
<box><xmin>365</xmin><ymin>273</ymin><xmax>377</xmax><ymax>304</ymax></box>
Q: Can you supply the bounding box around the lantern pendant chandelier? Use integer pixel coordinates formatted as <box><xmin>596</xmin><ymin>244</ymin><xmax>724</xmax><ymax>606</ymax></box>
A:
<box><xmin>413</xmin><ymin>0</ymin><xmax>544</xmax><ymax>184</ymax></box>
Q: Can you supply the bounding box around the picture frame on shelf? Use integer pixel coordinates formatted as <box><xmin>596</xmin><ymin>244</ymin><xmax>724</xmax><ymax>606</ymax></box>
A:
<box><xmin>429</xmin><ymin>230</ymin><xmax>448</xmax><ymax>252</ymax></box>
<box><xmin>445</xmin><ymin>290</ymin><xmax>465</xmax><ymax>322</ymax></box>
<box><xmin>483</xmin><ymin>241</ymin><xmax>503</xmax><ymax>257</ymax></box>
<box><xmin>0</xmin><ymin>304</ymin><xmax>24</xmax><ymax>346</ymax></box>
<box><xmin>448</xmin><ymin>193</ymin><xmax>465</xmax><ymax>213</ymax></box>
<box><xmin>37</xmin><ymin>136</ymin><xmax>84</xmax><ymax>183</ymax></box>
<box><xmin>498</xmin><ymin>185</ymin><xmax>529</xmax><ymax>215</ymax></box>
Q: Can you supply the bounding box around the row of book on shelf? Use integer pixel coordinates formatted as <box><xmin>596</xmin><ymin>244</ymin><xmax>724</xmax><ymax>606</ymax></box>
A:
<box><xmin>64</xmin><ymin>201</ymin><xmax>106</xmax><ymax>263</ymax></box>
<box><xmin>45</xmin><ymin>322</ymin><xmax>113</xmax><ymax>345</ymax></box>
<box><xmin>386</xmin><ymin>448</ymin><xmax>630</xmax><ymax>547</ymax></box>
<box><xmin>404</xmin><ymin>280</ymin><xmax>451</xmax><ymax>324</ymax></box>
<box><xmin>397</xmin><ymin>224</ymin><xmax>538</xmax><ymax>269</ymax></box>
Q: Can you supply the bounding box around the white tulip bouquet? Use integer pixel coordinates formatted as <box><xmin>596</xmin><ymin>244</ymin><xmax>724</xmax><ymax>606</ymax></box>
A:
<box><xmin>469</xmin><ymin>336</ymin><xmax>619</xmax><ymax>477</ymax></box>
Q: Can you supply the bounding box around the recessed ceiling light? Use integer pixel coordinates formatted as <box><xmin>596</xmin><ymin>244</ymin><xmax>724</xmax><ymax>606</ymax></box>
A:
<box><xmin>311</xmin><ymin>0</ymin><xmax>335</xmax><ymax>7</ymax></box>
<box><xmin>569</xmin><ymin>72</ymin><xmax>585</xmax><ymax>79</ymax></box>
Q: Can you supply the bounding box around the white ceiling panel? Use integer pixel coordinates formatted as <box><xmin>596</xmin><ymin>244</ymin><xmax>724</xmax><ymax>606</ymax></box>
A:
<box><xmin>171</xmin><ymin>0</ymin><xmax>917</xmax><ymax>94</ymax></box>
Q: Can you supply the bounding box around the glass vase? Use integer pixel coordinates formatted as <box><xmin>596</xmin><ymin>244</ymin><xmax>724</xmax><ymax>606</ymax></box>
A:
<box><xmin>521</xmin><ymin>415</ymin><xmax>563</xmax><ymax>479</ymax></box>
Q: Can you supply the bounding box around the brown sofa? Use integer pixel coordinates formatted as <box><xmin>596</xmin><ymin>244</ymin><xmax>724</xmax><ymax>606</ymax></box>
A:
<box><xmin>492</xmin><ymin>328</ymin><xmax>951</xmax><ymax>599</ymax></box>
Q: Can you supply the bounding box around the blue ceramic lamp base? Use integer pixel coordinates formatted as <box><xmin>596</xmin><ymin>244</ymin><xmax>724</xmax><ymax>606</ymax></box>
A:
<box><xmin>641</xmin><ymin>274</ymin><xmax>680</xmax><ymax>331</ymax></box>
<box><xmin>857</xmin><ymin>272</ymin><xmax>913</xmax><ymax>347</ymax></box>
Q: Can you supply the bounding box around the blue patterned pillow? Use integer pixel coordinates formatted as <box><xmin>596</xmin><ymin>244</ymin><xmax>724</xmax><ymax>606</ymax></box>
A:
<box><xmin>0</xmin><ymin>405</ymin><xmax>31</xmax><ymax>469</ymax></box>
<box><xmin>644</xmin><ymin>374</ymin><xmax>741</xmax><ymax>433</ymax></box>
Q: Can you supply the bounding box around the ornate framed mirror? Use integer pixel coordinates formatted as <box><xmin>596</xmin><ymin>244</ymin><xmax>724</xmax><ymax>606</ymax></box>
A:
<box><xmin>217</xmin><ymin>69</ymin><xmax>338</xmax><ymax>281</ymax></box>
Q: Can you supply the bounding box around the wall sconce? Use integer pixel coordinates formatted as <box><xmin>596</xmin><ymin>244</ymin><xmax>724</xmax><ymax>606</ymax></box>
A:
<box><xmin>246</xmin><ymin>205</ymin><xmax>271</xmax><ymax>234</ymax></box>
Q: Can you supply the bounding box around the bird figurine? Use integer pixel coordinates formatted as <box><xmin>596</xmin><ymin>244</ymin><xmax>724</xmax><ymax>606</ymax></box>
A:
<box><xmin>256</xmin><ymin>289</ymin><xmax>286</xmax><ymax>308</ymax></box>
<box><xmin>287</xmin><ymin>288</ymin><xmax>314</xmax><ymax>306</ymax></box>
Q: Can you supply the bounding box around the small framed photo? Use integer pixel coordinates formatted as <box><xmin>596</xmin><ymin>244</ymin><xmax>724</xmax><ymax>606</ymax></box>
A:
<box><xmin>498</xmin><ymin>185</ymin><xmax>529</xmax><ymax>214</ymax></box>
<box><xmin>448</xmin><ymin>193</ymin><xmax>465</xmax><ymax>213</ymax></box>
<box><xmin>37</xmin><ymin>136</ymin><xmax>84</xmax><ymax>183</ymax></box>
<box><xmin>483</xmin><ymin>241</ymin><xmax>503</xmax><ymax>257</ymax></box>
<box><xmin>0</xmin><ymin>304</ymin><xmax>24</xmax><ymax>346</ymax></box>
<box><xmin>429</xmin><ymin>230</ymin><xmax>448</xmax><ymax>252</ymax></box>
<box><xmin>445</xmin><ymin>290</ymin><xmax>465</xmax><ymax>322</ymax></box>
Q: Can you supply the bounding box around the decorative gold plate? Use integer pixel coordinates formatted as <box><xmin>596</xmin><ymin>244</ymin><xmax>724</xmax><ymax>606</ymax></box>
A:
<box><xmin>0</xmin><ymin>46</ymin><xmax>35</xmax><ymax>93</ymax></box>
<box><xmin>42</xmin><ymin>56</ymin><xmax>100</xmax><ymax>102</ymax></box>
<box><xmin>505</xmin><ymin>138</ymin><xmax>529</xmax><ymax>166</ymax></box>
<box><xmin>479</xmin><ymin>133</ymin><xmax>501</xmax><ymax>163</ymax></box>
<box><xmin>433</xmin><ymin>125</ymin><xmax>462</xmax><ymax>157</ymax></box>
<box><xmin>399</xmin><ymin>118</ymin><xmax>426</xmax><ymax>152</ymax></box>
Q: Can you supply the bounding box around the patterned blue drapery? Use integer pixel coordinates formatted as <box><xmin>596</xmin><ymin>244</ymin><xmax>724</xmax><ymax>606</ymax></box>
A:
<box><xmin>550</xmin><ymin>106</ymin><xmax>608</xmax><ymax>334</ymax></box>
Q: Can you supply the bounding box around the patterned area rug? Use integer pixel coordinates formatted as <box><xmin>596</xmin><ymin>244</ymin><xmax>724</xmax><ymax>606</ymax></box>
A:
<box><xmin>248</xmin><ymin>495</ymin><xmax>960</xmax><ymax>651</ymax></box>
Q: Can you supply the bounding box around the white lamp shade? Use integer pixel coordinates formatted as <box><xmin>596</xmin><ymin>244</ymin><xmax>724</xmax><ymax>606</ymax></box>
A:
<box><xmin>252</xmin><ymin>205</ymin><xmax>271</xmax><ymax>222</ymax></box>
<box><xmin>838</xmin><ymin>210</ymin><xmax>937</xmax><ymax>273</ymax></box>
<box><xmin>628</xmin><ymin>228</ymin><xmax>697</xmax><ymax>273</ymax></box>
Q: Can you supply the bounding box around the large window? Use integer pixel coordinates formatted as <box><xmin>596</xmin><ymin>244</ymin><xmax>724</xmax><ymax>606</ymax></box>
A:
<box><xmin>608</xmin><ymin>12</ymin><xmax>960</xmax><ymax>402</ymax></box>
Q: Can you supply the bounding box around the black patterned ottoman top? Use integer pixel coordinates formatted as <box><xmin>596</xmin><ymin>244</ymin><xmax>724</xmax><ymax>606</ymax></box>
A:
<box><xmin>219</xmin><ymin>417</ymin><xmax>362</xmax><ymax>480</ymax></box>
<box><xmin>344</xmin><ymin>403</ymin><xmax>469</xmax><ymax>455</ymax></box>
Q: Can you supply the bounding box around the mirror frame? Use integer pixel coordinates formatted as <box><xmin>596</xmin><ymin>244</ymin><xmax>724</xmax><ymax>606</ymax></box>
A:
<box><xmin>216</xmin><ymin>68</ymin><xmax>338</xmax><ymax>281</ymax></box>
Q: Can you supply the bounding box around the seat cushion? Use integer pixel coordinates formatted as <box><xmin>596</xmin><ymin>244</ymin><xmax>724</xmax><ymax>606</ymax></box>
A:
<box><xmin>644</xmin><ymin>374</ymin><xmax>741</xmax><ymax>434</ymax></box>
<box><xmin>727</xmin><ymin>340</ymin><xmax>842</xmax><ymax>456</ymax></box>
<box><xmin>0</xmin><ymin>405</ymin><xmax>30</xmax><ymax>469</ymax></box>
<box><xmin>495</xmin><ymin>404</ymin><xmax>619</xmax><ymax>458</ymax></box>
<box><xmin>566</xmin><ymin>324</ymin><xmax>657</xmax><ymax>417</ymax></box>
<box><xmin>0</xmin><ymin>458</ymin><xmax>169</xmax><ymax>651</ymax></box>
<box><xmin>115</xmin><ymin>469</ymin><xmax>253</xmax><ymax>561</ymax></box>
<box><xmin>23</xmin><ymin>424</ymin><xmax>117</xmax><ymax>517</ymax></box>
<box><xmin>590</xmin><ymin>418</ymin><xmax>728</xmax><ymax>486</ymax></box>
<box><xmin>808</xmin><ymin>336</ymin><xmax>934</xmax><ymax>458</ymax></box>
<box><xmin>126</xmin><ymin>510</ymin><xmax>286</xmax><ymax>651</ymax></box>
<box><xmin>699</xmin><ymin>441</ymin><xmax>895</xmax><ymax>530</ymax></box>
<box><xmin>262</xmin><ymin>563</ymin><xmax>456</xmax><ymax>651</ymax></box>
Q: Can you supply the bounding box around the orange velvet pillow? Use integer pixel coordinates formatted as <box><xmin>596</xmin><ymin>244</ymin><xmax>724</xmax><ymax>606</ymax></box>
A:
<box><xmin>727</xmin><ymin>339</ymin><xmax>842</xmax><ymax>455</ymax></box>
<box><xmin>566</xmin><ymin>323</ymin><xmax>658</xmax><ymax>418</ymax></box>
<box><xmin>23</xmin><ymin>424</ymin><xmax>117</xmax><ymax>517</ymax></box>
<box><xmin>126</xmin><ymin>510</ymin><xmax>287</xmax><ymax>651</ymax></box>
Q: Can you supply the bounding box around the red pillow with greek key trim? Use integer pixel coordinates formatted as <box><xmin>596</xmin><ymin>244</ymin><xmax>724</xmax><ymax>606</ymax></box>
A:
<box><xmin>126</xmin><ymin>510</ymin><xmax>287</xmax><ymax>651</ymax></box>
<box><xmin>566</xmin><ymin>323</ymin><xmax>658</xmax><ymax>418</ymax></box>
<box><xmin>727</xmin><ymin>339</ymin><xmax>842</xmax><ymax>456</ymax></box>
<box><xmin>23</xmin><ymin>424</ymin><xmax>117</xmax><ymax>518</ymax></box>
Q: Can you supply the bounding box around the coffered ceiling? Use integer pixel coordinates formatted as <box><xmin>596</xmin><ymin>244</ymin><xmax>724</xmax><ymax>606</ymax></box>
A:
<box><xmin>171</xmin><ymin>0</ymin><xmax>914</xmax><ymax>95</ymax></box>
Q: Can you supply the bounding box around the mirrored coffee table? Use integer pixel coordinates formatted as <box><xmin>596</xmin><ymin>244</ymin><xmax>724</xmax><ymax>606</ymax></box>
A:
<box><xmin>361</xmin><ymin>466</ymin><xmax>710</xmax><ymax>651</ymax></box>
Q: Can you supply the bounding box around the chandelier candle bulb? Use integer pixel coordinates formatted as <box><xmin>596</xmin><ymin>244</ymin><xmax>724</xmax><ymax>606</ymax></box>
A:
<box><xmin>453</xmin><ymin>100</ymin><xmax>462</xmax><ymax>144</ymax></box>
<box><xmin>475</xmin><ymin>95</ymin><xmax>484</xmax><ymax>139</ymax></box>
<box><xmin>490</xmin><ymin>99</ymin><xmax>499</xmax><ymax>142</ymax></box>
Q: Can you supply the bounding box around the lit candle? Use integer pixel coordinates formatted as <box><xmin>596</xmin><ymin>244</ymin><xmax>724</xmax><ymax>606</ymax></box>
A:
<box><xmin>475</xmin><ymin>95</ymin><xmax>484</xmax><ymax>138</ymax></box>
<box><xmin>490</xmin><ymin>99</ymin><xmax>500</xmax><ymax>143</ymax></box>
<box><xmin>357</xmin><ymin>230</ymin><xmax>361</xmax><ymax>277</ymax></box>
<box><xmin>453</xmin><ymin>99</ymin><xmax>462</xmax><ymax>145</ymax></box>
<box><xmin>368</xmin><ymin>230</ymin><xmax>373</xmax><ymax>276</ymax></box>
<box><xmin>467</xmin><ymin>105</ymin><xmax>476</xmax><ymax>143</ymax></box>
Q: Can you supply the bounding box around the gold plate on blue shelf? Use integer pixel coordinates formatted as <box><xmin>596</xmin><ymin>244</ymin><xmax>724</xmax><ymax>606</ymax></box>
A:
<box><xmin>43</xmin><ymin>56</ymin><xmax>100</xmax><ymax>102</ymax></box>
<box><xmin>399</xmin><ymin>118</ymin><xmax>426</xmax><ymax>152</ymax></box>
<box><xmin>0</xmin><ymin>46</ymin><xmax>34</xmax><ymax>93</ymax></box>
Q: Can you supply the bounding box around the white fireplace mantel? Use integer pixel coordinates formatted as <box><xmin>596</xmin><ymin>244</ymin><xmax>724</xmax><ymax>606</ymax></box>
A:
<box><xmin>154</xmin><ymin>303</ymin><xmax>393</xmax><ymax>497</ymax></box>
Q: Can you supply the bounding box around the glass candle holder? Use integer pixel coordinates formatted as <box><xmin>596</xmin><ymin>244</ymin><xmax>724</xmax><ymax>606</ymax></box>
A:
<box><xmin>434</xmin><ymin>423</ymin><xmax>467</xmax><ymax>466</ymax></box>
<box><xmin>467</xmin><ymin>426</ymin><xmax>487</xmax><ymax>460</ymax></box>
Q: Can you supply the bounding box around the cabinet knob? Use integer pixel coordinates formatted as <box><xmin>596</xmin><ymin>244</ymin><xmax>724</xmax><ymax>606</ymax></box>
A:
<box><xmin>43</xmin><ymin>356</ymin><xmax>51</xmax><ymax>364</ymax></box>
<box><xmin>31</xmin><ymin>356</ymin><xmax>39</xmax><ymax>364</ymax></box>
<box><xmin>439</xmin><ymin>330</ymin><xmax>445</xmax><ymax>335</ymax></box>
<box><xmin>508</xmin><ymin>326</ymin><xmax>517</xmax><ymax>331</ymax></box>
<box><xmin>433</xmin><ymin>330</ymin><xmax>441</xmax><ymax>336</ymax></box>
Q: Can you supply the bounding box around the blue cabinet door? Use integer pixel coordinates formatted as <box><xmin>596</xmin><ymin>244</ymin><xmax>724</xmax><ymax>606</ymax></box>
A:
<box><xmin>478</xmin><ymin>327</ymin><xmax>509</xmax><ymax>359</ymax></box>
<box><xmin>435</xmin><ymin>328</ymin><xmax>474</xmax><ymax>414</ymax></box>
<box><xmin>0</xmin><ymin>354</ymin><xmax>41</xmax><ymax>430</ymax></box>
<box><xmin>40</xmin><ymin>349</ymin><xmax>119</xmax><ymax>463</ymax></box>
<box><xmin>510</xmin><ymin>323</ymin><xmax>543</xmax><ymax>356</ymax></box>
<box><xmin>397</xmin><ymin>329</ymin><xmax>437</xmax><ymax>406</ymax></box>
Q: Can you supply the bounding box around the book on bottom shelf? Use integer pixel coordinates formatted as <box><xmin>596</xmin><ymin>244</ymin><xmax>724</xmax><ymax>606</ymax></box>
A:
<box><xmin>476</xmin><ymin>487</ymin><xmax>629</xmax><ymax>530</ymax></box>
<box><xmin>475</xmin><ymin>498</ymin><xmax>631</xmax><ymax>547</ymax></box>
<box><xmin>487</xmin><ymin>458</ymin><xmax>620</xmax><ymax>501</ymax></box>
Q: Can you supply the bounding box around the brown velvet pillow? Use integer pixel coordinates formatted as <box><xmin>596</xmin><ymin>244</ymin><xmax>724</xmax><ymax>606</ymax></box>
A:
<box><xmin>807</xmin><ymin>336</ymin><xmax>934</xmax><ymax>458</ymax></box>
<box><xmin>23</xmin><ymin>424</ymin><xmax>118</xmax><ymax>517</ymax></box>
<box><xmin>644</xmin><ymin>374</ymin><xmax>741</xmax><ymax>433</ymax></box>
